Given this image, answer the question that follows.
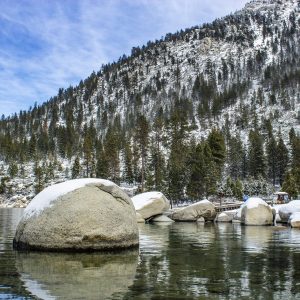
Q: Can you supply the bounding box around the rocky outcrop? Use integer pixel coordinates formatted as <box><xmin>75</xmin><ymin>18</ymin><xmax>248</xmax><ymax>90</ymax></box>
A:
<box><xmin>170</xmin><ymin>200</ymin><xmax>216</xmax><ymax>222</ymax></box>
<box><xmin>241</xmin><ymin>197</ymin><xmax>274</xmax><ymax>226</ymax></box>
<box><xmin>13</xmin><ymin>179</ymin><xmax>139</xmax><ymax>251</ymax></box>
<box><xmin>132</xmin><ymin>192</ymin><xmax>170</xmax><ymax>220</ymax></box>
<box><xmin>278</xmin><ymin>201</ymin><xmax>300</xmax><ymax>223</ymax></box>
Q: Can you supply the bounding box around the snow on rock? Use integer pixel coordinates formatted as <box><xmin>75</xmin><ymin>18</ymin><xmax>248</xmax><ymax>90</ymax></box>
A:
<box><xmin>23</xmin><ymin>178</ymin><xmax>116</xmax><ymax>220</ymax></box>
<box><xmin>278</xmin><ymin>201</ymin><xmax>300</xmax><ymax>223</ymax></box>
<box><xmin>289</xmin><ymin>212</ymin><xmax>300</xmax><ymax>228</ymax></box>
<box><xmin>132</xmin><ymin>192</ymin><xmax>170</xmax><ymax>220</ymax></box>
<box><xmin>245</xmin><ymin>197</ymin><xmax>269</xmax><ymax>209</ymax></box>
<box><xmin>241</xmin><ymin>197</ymin><xmax>274</xmax><ymax>226</ymax></box>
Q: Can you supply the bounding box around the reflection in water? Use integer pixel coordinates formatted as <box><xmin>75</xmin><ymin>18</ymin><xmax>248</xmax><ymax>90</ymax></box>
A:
<box><xmin>16</xmin><ymin>251</ymin><xmax>138</xmax><ymax>300</ymax></box>
<box><xmin>1</xmin><ymin>209</ymin><xmax>300</xmax><ymax>299</ymax></box>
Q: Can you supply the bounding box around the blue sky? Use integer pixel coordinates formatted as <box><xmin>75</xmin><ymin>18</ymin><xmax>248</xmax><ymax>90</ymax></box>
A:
<box><xmin>0</xmin><ymin>0</ymin><xmax>249</xmax><ymax>117</ymax></box>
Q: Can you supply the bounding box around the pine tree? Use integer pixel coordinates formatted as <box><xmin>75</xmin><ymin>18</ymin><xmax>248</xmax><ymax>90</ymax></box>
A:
<box><xmin>207</xmin><ymin>128</ymin><xmax>226</xmax><ymax>177</ymax></box>
<box><xmin>276</xmin><ymin>135</ymin><xmax>288</xmax><ymax>186</ymax></box>
<box><xmin>266</xmin><ymin>135</ymin><xmax>277</xmax><ymax>185</ymax></box>
<box><xmin>8</xmin><ymin>162</ymin><xmax>18</xmax><ymax>178</ymax></box>
<box><xmin>83</xmin><ymin>127</ymin><xmax>93</xmax><ymax>177</ymax></box>
<box><xmin>34</xmin><ymin>162</ymin><xmax>44</xmax><ymax>193</ymax></box>
<box><xmin>123</xmin><ymin>141</ymin><xmax>134</xmax><ymax>184</ymax></box>
<box><xmin>282</xmin><ymin>171</ymin><xmax>298</xmax><ymax>199</ymax></box>
<box><xmin>227</xmin><ymin>135</ymin><xmax>244</xmax><ymax>179</ymax></box>
<box><xmin>103</xmin><ymin>125</ymin><xmax>120</xmax><ymax>183</ymax></box>
<box><xmin>150</xmin><ymin>113</ymin><xmax>166</xmax><ymax>191</ymax></box>
<box><xmin>71</xmin><ymin>156</ymin><xmax>81</xmax><ymax>179</ymax></box>
<box><xmin>135</xmin><ymin>114</ymin><xmax>149</xmax><ymax>192</ymax></box>
<box><xmin>248</xmin><ymin>129</ymin><xmax>266</xmax><ymax>178</ymax></box>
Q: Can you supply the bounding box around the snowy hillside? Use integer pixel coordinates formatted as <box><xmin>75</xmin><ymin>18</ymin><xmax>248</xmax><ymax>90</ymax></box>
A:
<box><xmin>0</xmin><ymin>0</ymin><xmax>300</xmax><ymax>205</ymax></box>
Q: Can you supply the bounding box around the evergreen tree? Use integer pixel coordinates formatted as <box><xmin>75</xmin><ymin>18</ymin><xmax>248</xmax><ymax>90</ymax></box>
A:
<box><xmin>135</xmin><ymin>115</ymin><xmax>149</xmax><ymax>192</ymax></box>
<box><xmin>248</xmin><ymin>129</ymin><xmax>266</xmax><ymax>178</ymax></box>
<box><xmin>8</xmin><ymin>162</ymin><xmax>18</xmax><ymax>178</ymax></box>
<box><xmin>71</xmin><ymin>156</ymin><xmax>81</xmax><ymax>179</ymax></box>
<box><xmin>34</xmin><ymin>162</ymin><xmax>44</xmax><ymax>193</ymax></box>
<box><xmin>82</xmin><ymin>127</ymin><xmax>93</xmax><ymax>177</ymax></box>
<box><xmin>227</xmin><ymin>135</ymin><xmax>244</xmax><ymax>179</ymax></box>
<box><xmin>123</xmin><ymin>141</ymin><xmax>134</xmax><ymax>184</ymax></box>
<box><xmin>266</xmin><ymin>135</ymin><xmax>277</xmax><ymax>185</ymax></box>
<box><xmin>276</xmin><ymin>135</ymin><xmax>288</xmax><ymax>186</ymax></box>
<box><xmin>103</xmin><ymin>125</ymin><xmax>120</xmax><ymax>183</ymax></box>
<box><xmin>282</xmin><ymin>171</ymin><xmax>298</xmax><ymax>199</ymax></box>
<box><xmin>207</xmin><ymin>128</ymin><xmax>226</xmax><ymax>178</ymax></box>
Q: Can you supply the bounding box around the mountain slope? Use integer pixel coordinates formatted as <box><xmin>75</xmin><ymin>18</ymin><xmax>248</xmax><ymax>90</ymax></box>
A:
<box><xmin>0</xmin><ymin>0</ymin><xmax>300</xmax><ymax>205</ymax></box>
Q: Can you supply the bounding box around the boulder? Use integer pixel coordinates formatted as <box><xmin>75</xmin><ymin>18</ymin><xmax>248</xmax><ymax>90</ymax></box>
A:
<box><xmin>13</xmin><ymin>179</ymin><xmax>139</xmax><ymax>251</ymax></box>
<box><xmin>151</xmin><ymin>215</ymin><xmax>174</xmax><ymax>223</ymax></box>
<box><xmin>216</xmin><ymin>212</ymin><xmax>232</xmax><ymax>222</ymax></box>
<box><xmin>132</xmin><ymin>192</ymin><xmax>170</xmax><ymax>219</ymax></box>
<box><xmin>170</xmin><ymin>200</ymin><xmax>216</xmax><ymax>222</ymax></box>
<box><xmin>278</xmin><ymin>201</ymin><xmax>300</xmax><ymax>223</ymax></box>
<box><xmin>289</xmin><ymin>212</ymin><xmax>300</xmax><ymax>228</ymax></box>
<box><xmin>136</xmin><ymin>212</ymin><xmax>145</xmax><ymax>223</ymax></box>
<box><xmin>241</xmin><ymin>197</ymin><xmax>274</xmax><ymax>226</ymax></box>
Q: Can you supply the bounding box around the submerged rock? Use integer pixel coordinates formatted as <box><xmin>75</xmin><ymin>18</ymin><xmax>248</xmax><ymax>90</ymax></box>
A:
<box><xmin>170</xmin><ymin>200</ymin><xmax>216</xmax><ymax>222</ymax></box>
<box><xmin>151</xmin><ymin>215</ymin><xmax>174</xmax><ymax>223</ymax></box>
<box><xmin>132</xmin><ymin>191</ymin><xmax>170</xmax><ymax>220</ymax></box>
<box><xmin>13</xmin><ymin>179</ymin><xmax>139</xmax><ymax>251</ymax></box>
<box><xmin>241</xmin><ymin>197</ymin><xmax>274</xmax><ymax>226</ymax></box>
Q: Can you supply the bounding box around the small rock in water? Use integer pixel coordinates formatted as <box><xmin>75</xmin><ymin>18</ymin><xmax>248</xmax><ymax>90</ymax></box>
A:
<box><xmin>152</xmin><ymin>215</ymin><xmax>174</xmax><ymax>223</ymax></box>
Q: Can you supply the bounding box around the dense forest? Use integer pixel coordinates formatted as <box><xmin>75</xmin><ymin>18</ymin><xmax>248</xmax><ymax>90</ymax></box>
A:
<box><xmin>0</xmin><ymin>0</ymin><xmax>300</xmax><ymax>203</ymax></box>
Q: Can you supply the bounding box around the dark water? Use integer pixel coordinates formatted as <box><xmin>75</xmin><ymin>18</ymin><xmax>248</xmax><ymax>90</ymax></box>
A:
<box><xmin>1</xmin><ymin>209</ymin><xmax>300</xmax><ymax>299</ymax></box>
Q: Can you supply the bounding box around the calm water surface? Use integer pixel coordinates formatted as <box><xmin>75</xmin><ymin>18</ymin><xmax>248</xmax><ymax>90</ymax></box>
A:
<box><xmin>1</xmin><ymin>208</ymin><xmax>300</xmax><ymax>299</ymax></box>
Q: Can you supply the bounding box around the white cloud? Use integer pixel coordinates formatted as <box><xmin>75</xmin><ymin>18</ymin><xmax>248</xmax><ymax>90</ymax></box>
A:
<box><xmin>0</xmin><ymin>0</ymin><xmax>249</xmax><ymax>117</ymax></box>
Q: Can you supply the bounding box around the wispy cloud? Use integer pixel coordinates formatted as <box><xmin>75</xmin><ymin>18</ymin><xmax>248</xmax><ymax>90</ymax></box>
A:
<box><xmin>0</xmin><ymin>0</ymin><xmax>248</xmax><ymax>117</ymax></box>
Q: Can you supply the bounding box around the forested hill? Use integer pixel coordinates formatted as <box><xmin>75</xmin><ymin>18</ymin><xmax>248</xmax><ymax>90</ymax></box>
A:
<box><xmin>1</xmin><ymin>0</ymin><xmax>300</xmax><ymax>204</ymax></box>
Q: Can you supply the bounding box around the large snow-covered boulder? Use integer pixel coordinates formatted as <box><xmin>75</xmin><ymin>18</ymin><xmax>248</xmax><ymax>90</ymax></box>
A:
<box><xmin>241</xmin><ymin>197</ymin><xmax>274</xmax><ymax>226</ymax></box>
<box><xmin>170</xmin><ymin>200</ymin><xmax>216</xmax><ymax>222</ymax></box>
<box><xmin>132</xmin><ymin>192</ymin><xmax>170</xmax><ymax>220</ymax></box>
<box><xmin>13</xmin><ymin>179</ymin><xmax>139</xmax><ymax>251</ymax></box>
<box><xmin>289</xmin><ymin>212</ymin><xmax>300</xmax><ymax>228</ymax></box>
<box><xmin>278</xmin><ymin>201</ymin><xmax>300</xmax><ymax>223</ymax></box>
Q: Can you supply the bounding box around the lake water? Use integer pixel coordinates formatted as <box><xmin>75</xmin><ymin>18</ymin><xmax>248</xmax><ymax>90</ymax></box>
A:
<box><xmin>1</xmin><ymin>209</ymin><xmax>300</xmax><ymax>299</ymax></box>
